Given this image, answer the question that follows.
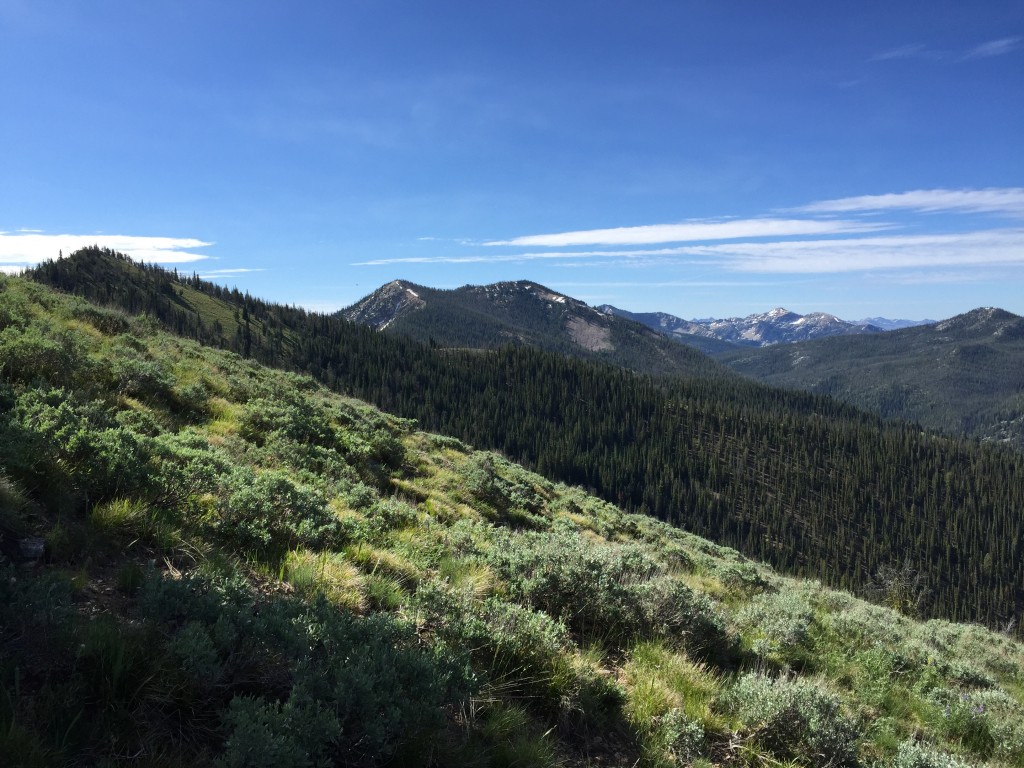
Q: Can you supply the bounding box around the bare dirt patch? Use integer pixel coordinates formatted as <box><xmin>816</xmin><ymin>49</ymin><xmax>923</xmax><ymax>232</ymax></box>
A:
<box><xmin>566</xmin><ymin>315</ymin><xmax>614</xmax><ymax>352</ymax></box>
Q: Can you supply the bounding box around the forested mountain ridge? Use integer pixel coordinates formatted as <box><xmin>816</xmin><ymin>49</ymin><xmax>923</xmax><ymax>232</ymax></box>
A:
<box><xmin>717</xmin><ymin>307</ymin><xmax>1024</xmax><ymax>450</ymax></box>
<box><xmin>25</xmin><ymin>248</ymin><xmax>1024</xmax><ymax>633</ymax></box>
<box><xmin>4</xmin><ymin>271</ymin><xmax>1023</xmax><ymax>766</ymax></box>
<box><xmin>343</xmin><ymin>278</ymin><xmax>734</xmax><ymax>378</ymax></box>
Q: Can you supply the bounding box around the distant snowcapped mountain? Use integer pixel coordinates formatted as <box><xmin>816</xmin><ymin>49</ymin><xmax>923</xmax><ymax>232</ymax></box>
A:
<box><xmin>599</xmin><ymin>305</ymin><xmax>888</xmax><ymax>347</ymax></box>
<box><xmin>854</xmin><ymin>317</ymin><xmax>936</xmax><ymax>331</ymax></box>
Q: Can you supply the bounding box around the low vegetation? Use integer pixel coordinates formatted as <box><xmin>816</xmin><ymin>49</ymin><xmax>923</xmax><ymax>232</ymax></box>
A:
<box><xmin>2</xmin><ymin>274</ymin><xmax>1023</xmax><ymax>766</ymax></box>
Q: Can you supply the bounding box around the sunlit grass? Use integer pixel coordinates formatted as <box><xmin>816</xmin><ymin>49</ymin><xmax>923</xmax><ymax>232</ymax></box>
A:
<box><xmin>345</xmin><ymin>541</ymin><xmax>421</xmax><ymax>588</ymax></box>
<box><xmin>282</xmin><ymin>548</ymin><xmax>366</xmax><ymax>612</ymax></box>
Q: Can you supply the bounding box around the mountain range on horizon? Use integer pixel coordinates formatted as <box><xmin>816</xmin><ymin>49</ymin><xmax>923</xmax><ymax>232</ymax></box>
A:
<box><xmin>343</xmin><ymin>278</ymin><xmax>936</xmax><ymax>351</ymax></box>
<box><xmin>340</xmin><ymin>278</ymin><xmax>737</xmax><ymax>377</ymax></box>
<box><xmin>341</xmin><ymin>277</ymin><xmax>1024</xmax><ymax>450</ymax></box>
<box><xmin>597</xmin><ymin>304</ymin><xmax>924</xmax><ymax>348</ymax></box>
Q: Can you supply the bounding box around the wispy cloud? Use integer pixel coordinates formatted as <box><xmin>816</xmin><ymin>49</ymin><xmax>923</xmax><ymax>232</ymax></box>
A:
<box><xmin>373</xmin><ymin>189</ymin><xmax>1024</xmax><ymax>283</ymax></box>
<box><xmin>197</xmin><ymin>268</ymin><xmax>264</xmax><ymax>278</ymax></box>
<box><xmin>354</xmin><ymin>245</ymin><xmax>823</xmax><ymax>267</ymax></box>
<box><xmin>961</xmin><ymin>36</ymin><xmax>1021</xmax><ymax>60</ymax></box>
<box><xmin>0</xmin><ymin>233</ymin><xmax>213</xmax><ymax>271</ymax></box>
<box><xmin>483</xmin><ymin>218</ymin><xmax>886</xmax><ymax>248</ymax></box>
<box><xmin>358</xmin><ymin>230</ymin><xmax>1024</xmax><ymax>275</ymax></box>
<box><xmin>870</xmin><ymin>43</ymin><xmax>932</xmax><ymax>62</ymax></box>
<box><xmin>673</xmin><ymin>229</ymin><xmax>1024</xmax><ymax>273</ymax></box>
<box><xmin>550</xmin><ymin>280</ymin><xmax>789</xmax><ymax>289</ymax></box>
<box><xmin>870</xmin><ymin>37</ymin><xmax>1021</xmax><ymax>63</ymax></box>
<box><xmin>353</xmin><ymin>248</ymin><xmax>675</xmax><ymax>266</ymax></box>
<box><xmin>797</xmin><ymin>188</ymin><xmax>1024</xmax><ymax>217</ymax></box>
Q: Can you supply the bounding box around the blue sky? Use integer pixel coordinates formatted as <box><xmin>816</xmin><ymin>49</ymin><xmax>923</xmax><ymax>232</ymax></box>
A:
<box><xmin>1</xmin><ymin>0</ymin><xmax>1021</xmax><ymax>320</ymax></box>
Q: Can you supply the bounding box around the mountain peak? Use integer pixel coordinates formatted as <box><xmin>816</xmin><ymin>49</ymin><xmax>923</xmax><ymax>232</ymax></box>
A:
<box><xmin>340</xmin><ymin>279</ymin><xmax>731</xmax><ymax>377</ymax></box>
<box><xmin>934</xmin><ymin>306</ymin><xmax>1019</xmax><ymax>333</ymax></box>
<box><xmin>343</xmin><ymin>280</ymin><xmax>426</xmax><ymax>330</ymax></box>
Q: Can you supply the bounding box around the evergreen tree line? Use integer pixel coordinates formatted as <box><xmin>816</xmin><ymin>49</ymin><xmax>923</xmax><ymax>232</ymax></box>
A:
<box><xmin>28</xmin><ymin>248</ymin><xmax>1024</xmax><ymax>631</ymax></box>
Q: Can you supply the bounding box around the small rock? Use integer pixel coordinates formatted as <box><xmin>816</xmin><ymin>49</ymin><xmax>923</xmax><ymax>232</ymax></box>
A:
<box><xmin>18</xmin><ymin>538</ymin><xmax>45</xmax><ymax>560</ymax></box>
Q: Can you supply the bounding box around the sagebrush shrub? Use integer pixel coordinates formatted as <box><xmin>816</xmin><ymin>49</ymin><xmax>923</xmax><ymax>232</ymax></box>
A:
<box><xmin>217</xmin><ymin>469</ymin><xmax>338</xmax><ymax>555</ymax></box>
<box><xmin>486</xmin><ymin>531</ymin><xmax>732</xmax><ymax>656</ymax></box>
<box><xmin>893</xmin><ymin>740</ymin><xmax>971</xmax><ymax>768</ymax></box>
<box><xmin>735</xmin><ymin>590</ymin><xmax>815</xmax><ymax>662</ymax></box>
<box><xmin>720</xmin><ymin>673</ymin><xmax>860</xmax><ymax>767</ymax></box>
<box><xmin>142</xmin><ymin>572</ymin><xmax>470</xmax><ymax>764</ymax></box>
<box><xmin>217</xmin><ymin>695</ymin><xmax>340</xmax><ymax>768</ymax></box>
<box><xmin>416</xmin><ymin>581</ymin><xmax>568</xmax><ymax>700</ymax></box>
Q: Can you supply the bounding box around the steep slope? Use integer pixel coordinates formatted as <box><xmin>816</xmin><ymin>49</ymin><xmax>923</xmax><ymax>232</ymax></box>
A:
<box><xmin>718</xmin><ymin>307</ymin><xmax>1024</xmax><ymax>449</ymax></box>
<box><xmin>3</xmin><ymin>272</ymin><xmax>1023</xmax><ymax>767</ymax></box>
<box><xmin>343</xmin><ymin>279</ymin><xmax>735</xmax><ymax>378</ymax></box>
<box><xmin>603</xmin><ymin>304</ymin><xmax>885</xmax><ymax>347</ymax></box>
<box><xmin>26</xmin><ymin>249</ymin><xmax>1024</xmax><ymax>632</ymax></box>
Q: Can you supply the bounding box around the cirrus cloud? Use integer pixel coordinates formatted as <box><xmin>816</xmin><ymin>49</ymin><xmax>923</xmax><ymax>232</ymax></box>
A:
<box><xmin>483</xmin><ymin>218</ymin><xmax>887</xmax><ymax>247</ymax></box>
<box><xmin>673</xmin><ymin>229</ymin><xmax>1024</xmax><ymax>273</ymax></box>
<box><xmin>796</xmin><ymin>188</ymin><xmax>1024</xmax><ymax>217</ymax></box>
<box><xmin>962</xmin><ymin>36</ymin><xmax>1022</xmax><ymax>60</ymax></box>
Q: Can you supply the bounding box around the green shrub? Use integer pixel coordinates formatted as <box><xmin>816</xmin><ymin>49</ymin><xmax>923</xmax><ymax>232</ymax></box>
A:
<box><xmin>217</xmin><ymin>695</ymin><xmax>340</xmax><ymax>768</ymax></box>
<box><xmin>912</xmin><ymin>619</ymin><xmax>1017</xmax><ymax>684</ymax></box>
<box><xmin>487</xmin><ymin>531</ymin><xmax>732</xmax><ymax>656</ymax></box>
<box><xmin>417</xmin><ymin>581</ymin><xmax>568</xmax><ymax>703</ymax></box>
<box><xmin>106</xmin><ymin>346</ymin><xmax>174</xmax><ymax>401</ymax></box>
<box><xmin>288</xmin><ymin>600</ymin><xmax>470</xmax><ymax>763</ymax></box>
<box><xmin>653</xmin><ymin>709</ymin><xmax>705</xmax><ymax>765</ymax></box>
<box><xmin>150</xmin><ymin>429</ymin><xmax>235</xmax><ymax>505</ymax></box>
<box><xmin>364</xmin><ymin>496</ymin><xmax>419</xmax><ymax>539</ymax></box>
<box><xmin>0</xmin><ymin>389</ymin><xmax>151</xmax><ymax>506</ymax></box>
<box><xmin>216</xmin><ymin>469</ymin><xmax>338</xmax><ymax>556</ymax></box>
<box><xmin>140</xmin><ymin>571</ymin><xmax>470</xmax><ymax>764</ymax></box>
<box><xmin>735</xmin><ymin>590</ymin><xmax>815</xmax><ymax>664</ymax></box>
<box><xmin>893</xmin><ymin>740</ymin><xmax>971</xmax><ymax>768</ymax></box>
<box><xmin>0</xmin><ymin>322</ymin><xmax>85</xmax><ymax>387</ymax></box>
<box><xmin>926</xmin><ymin>688</ymin><xmax>1002</xmax><ymax>759</ymax></box>
<box><xmin>167</xmin><ymin>620</ymin><xmax>222</xmax><ymax>688</ymax></box>
<box><xmin>237</xmin><ymin>394</ymin><xmax>336</xmax><ymax>449</ymax></box>
<box><xmin>720</xmin><ymin>673</ymin><xmax>860</xmax><ymax>767</ymax></box>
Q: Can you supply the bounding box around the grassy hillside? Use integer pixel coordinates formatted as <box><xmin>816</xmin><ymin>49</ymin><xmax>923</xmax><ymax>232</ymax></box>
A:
<box><xmin>717</xmin><ymin>309</ymin><xmax>1024</xmax><ymax>450</ymax></box>
<box><xmin>3</xmin><ymin>273</ymin><xmax>1024</xmax><ymax>767</ymax></box>
<box><xmin>26</xmin><ymin>250</ymin><xmax>1024</xmax><ymax>634</ymax></box>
